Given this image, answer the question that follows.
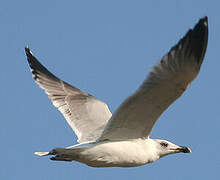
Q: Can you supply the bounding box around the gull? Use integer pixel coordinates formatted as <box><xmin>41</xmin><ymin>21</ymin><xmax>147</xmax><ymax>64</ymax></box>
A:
<box><xmin>26</xmin><ymin>17</ymin><xmax>208</xmax><ymax>167</ymax></box>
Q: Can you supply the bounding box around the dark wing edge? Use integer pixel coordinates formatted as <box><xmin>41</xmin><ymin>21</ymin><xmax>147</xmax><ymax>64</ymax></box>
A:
<box><xmin>171</xmin><ymin>16</ymin><xmax>208</xmax><ymax>67</ymax></box>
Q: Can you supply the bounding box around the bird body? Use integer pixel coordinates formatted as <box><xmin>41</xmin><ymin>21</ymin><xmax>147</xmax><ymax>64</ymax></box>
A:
<box><xmin>75</xmin><ymin>139</ymin><xmax>160</xmax><ymax>167</ymax></box>
<box><xmin>37</xmin><ymin>139</ymin><xmax>159</xmax><ymax>167</ymax></box>
<box><xmin>26</xmin><ymin>17</ymin><xmax>208</xmax><ymax>167</ymax></box>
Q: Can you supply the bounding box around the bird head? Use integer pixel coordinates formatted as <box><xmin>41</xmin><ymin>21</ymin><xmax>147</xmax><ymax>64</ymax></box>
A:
<box><xmin>154</xmin><ymin>139</ymin><xmax>192</xmax><ymax>158</ymax></box>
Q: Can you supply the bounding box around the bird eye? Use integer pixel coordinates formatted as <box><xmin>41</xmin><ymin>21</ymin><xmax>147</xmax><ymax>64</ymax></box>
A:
<box><xmin>160</xmin><ymin>142</ymin><xmax>168</xmax><ymax>147</ymax></box>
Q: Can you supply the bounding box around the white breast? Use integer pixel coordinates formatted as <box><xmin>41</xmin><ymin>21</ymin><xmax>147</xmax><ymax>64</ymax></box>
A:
<box><xmin>76</xmin><ymin>139</ymin><xmax>160</xmax><ymax>167</ymax></box>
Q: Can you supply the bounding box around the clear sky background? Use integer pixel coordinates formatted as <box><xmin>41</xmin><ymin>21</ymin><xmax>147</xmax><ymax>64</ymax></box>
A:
<box><xmin>1</xmin><ymin>0</ymin><xmax>219</xmax><ymax>179</ymax></box>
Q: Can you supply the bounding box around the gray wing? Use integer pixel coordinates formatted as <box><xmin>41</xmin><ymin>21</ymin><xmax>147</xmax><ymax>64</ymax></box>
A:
<box><xmin>25</xmin><ymin>48</ymin><xmax>112</xmax><ymax>143</ymax></box>
<box><xmin>99</xmin><ymin>17</ymin><xmax>208</xmax><ymax>141</ymax></box>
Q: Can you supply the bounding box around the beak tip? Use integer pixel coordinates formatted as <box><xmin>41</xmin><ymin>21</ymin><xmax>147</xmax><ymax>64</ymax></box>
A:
<box><xmin>178</xmin><ymin>146</ymin><xmax>192</xmax><ymax>153</ymax></box>
<box><xmin>188</xmin><ymin>147</ymin><xmax>192</xmax><ymax>153</ymax></box>
<box><xmin>183</xmin><ymin>147</ymin><xmax>192</xmax><ymax>153</ymax></box>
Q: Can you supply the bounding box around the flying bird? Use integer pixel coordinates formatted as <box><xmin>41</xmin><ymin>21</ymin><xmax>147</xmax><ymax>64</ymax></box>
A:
<box><xmin>26</xmin><ymin>17</ymin><xmax>208</xmax><ymax>167</ymax></box>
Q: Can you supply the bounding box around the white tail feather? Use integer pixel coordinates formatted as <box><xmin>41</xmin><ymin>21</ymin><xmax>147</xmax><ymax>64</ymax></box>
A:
<box><xmin>35</xmin><ymin>151</ymin><xmax>49</xmax><ymax>156</ymax></box>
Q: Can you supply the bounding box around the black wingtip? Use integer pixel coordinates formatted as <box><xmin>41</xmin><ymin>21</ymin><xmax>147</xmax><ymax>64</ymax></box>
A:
<box><xmin>190</xmin><ymin>16</ymin><xmax>208</xmax><ymax>64</ymax></box>
<box><xmin>25</xmin><ymin>46</ymin><xmax>30</xmax><ymax>53</ymax></box>
<box><xmin>175</xmin><ymin>16</ymin><xmax>208</xmax><ymax>65</ymax></box>
<box><xmin>25</xmin><ymin>46</ymin><xmax>34</xmax><ymax>59</ymax></box>
<box><xmin>194</xmin><ymin>16</ymin><xmax>208</xmax><ymax>32</ymax></box>
<box><xmin>200</xmin><ymin>16</ymin><xmax>208</xmax><ymax>24</ymax></box>
<box><xmin>25</xmin><ymin>46</ymin><xmax>58</xmax><ymax>80</ymax></box>
<box><xmin>25</xmin><ymin>46</ymin><xmax>35</xmax><ymax>66</ymax></box>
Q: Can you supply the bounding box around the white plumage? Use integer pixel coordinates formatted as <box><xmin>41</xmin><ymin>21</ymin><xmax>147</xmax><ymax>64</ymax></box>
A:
<box><xmin>27</xmin><ymin>17</ymin><xmax>208</xmax><ymax>167</ymax></box>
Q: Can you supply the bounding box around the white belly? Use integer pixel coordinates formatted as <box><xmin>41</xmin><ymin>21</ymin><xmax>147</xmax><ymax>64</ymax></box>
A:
<box><xmin>72</xmin><ymin>139</ymin><xmax>159</xmax><ymax>167</ymax></box>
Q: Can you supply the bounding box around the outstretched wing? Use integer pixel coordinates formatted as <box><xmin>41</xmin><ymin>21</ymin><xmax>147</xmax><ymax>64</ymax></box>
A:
<box><xmin>25</xmin><ymin>48</ymin><xmax>112</xmax><ymax>143</ymax></box>
<box><xmin>99</xmin><ymin>17</ymin><xmax>208</xmax><ymax>141</ymax></box>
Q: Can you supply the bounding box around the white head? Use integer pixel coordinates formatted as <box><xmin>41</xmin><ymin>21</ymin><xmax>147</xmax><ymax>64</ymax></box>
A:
<box><xmin>154</xmin><ymin>139</ymin><xmax>192</xmax><ymax>158</ymax></box>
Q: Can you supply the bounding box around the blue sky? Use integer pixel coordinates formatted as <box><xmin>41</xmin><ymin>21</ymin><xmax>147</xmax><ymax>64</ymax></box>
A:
<box><xmin>1</xmin><ymin>0</ymin><xmax>219</xmax><ymax>179</ymax></box>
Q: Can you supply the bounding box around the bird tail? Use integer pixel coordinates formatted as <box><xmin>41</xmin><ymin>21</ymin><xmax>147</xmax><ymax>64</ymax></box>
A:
<box><xmin>34</xmin><ymin>151</ymin><xmax>50</xmax><ymax>156</ymax></box>
<box><xmin>34</xmin><ymin>149</ymin><xmax>74</xmax><ymax>162</ymax></box>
